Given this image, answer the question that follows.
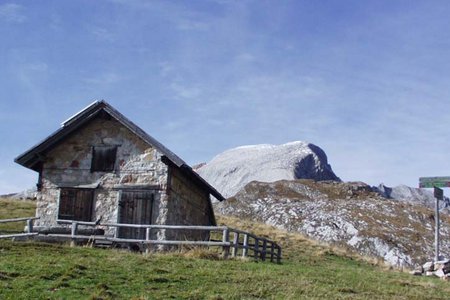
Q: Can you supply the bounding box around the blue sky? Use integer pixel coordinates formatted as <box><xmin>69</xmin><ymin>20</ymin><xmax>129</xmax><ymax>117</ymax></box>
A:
<box><xmin>1</xmin><ymin>0</ymin><xmax>450</xmax><ymax>194</ymax></box>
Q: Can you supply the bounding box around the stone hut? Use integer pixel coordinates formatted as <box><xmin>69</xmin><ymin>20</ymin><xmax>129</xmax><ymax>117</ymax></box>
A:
<box><xmin>15</xmin><ymin>100</ymin><xmax>224</xmax><ymax>241</ymax></box>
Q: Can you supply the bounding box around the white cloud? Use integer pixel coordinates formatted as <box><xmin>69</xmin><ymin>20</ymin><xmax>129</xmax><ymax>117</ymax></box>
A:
<box><xmin>108</xmin><ymin>0</ymin><xmax>213</xmax><ymax>33</ymax></box>
<box><xmin>170</xmin><ymin>82</ymin><xmax>202</xmax><ymax>100</ymax></box>
<box><xmin>236</xmin><ymin>53</ymin><xmax>256</xmax><ymax>62</ymax></box>
<box><xmin>107</xmin><ymin>0</ymin><xmax>152</xmax><ymax>9</ymax></box>
<box><xmin>15</xmin><ymin>61</ymin><xmax>49</xmax><ymax>89</ymax></box>
<box><xmin>176</xmin><ymin>19</ymin><xmax>209</xmax><ymax>31</ymax></box>
<box><xmin>4</xmin><ymin>0</ymin><xmax>450</xmax><ymax>193</ymax></box>
<box><xmin>83</xmin><ymin>72</ymin><xmax>122</xmax><ymax>85</ymax></box>
<box><xmin>49</xmin><ymin>13</ymin><xmax>62</xmax><ymax>31</ymax></box>
<box><xmin>158</xmin><ymin>62</ymin><xmax>174</xmax><ymax>78</ymax></box>
<box><xmin>0</xmin><ymin>3</ymin><xmax>26</xmax><ymax>23</ymax></box>
<box><xmin>90</xmin><ymin>26</ymin><xmax>115</xmax><ymax>42</ymax></box>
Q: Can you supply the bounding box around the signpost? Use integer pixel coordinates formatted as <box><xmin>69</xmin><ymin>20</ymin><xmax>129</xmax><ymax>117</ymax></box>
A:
<box><xmin>434</xmin><ymin>186</ymin><xmax>444</xmax><ymax>200</ymax></box>
<box><xmin>419</xmin><ymin>177</ymin><xmax>450</xmax><ymax>262</ymax></box>
<box><xmin>419</xmin><ymin>176</ymin><xmax>450</xmax><ymax>188</ymax></box>
<box><xmin>434</xmin><ymin>186</ymin><xmax>443</xmax><ymax>262</ymax></box>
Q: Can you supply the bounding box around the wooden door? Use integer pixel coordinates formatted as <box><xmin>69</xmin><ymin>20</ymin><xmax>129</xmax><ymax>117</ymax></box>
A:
<box><xmin>118</xmin><ymin>191</ymin><xmax>154</xmax><ymax>239</ymax></box>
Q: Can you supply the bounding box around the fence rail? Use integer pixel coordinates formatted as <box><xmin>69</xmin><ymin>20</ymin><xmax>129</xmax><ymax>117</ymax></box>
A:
<box><xmin>0</xmin><ymin>217</ymin><xmax>39</xmax><ymax>223</ymax></box>
<box><xmin>0</xmin><ymin>217</ymin><xmax>282</xmax><ymax>263</ymax></box>
<box><xmin>0</xmin><ymin>217</ymin><xmax>39</xmax><ymax>239</ymax></box>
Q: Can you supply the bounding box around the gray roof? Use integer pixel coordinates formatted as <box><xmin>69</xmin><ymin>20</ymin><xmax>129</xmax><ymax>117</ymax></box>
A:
<box><xmin>15</xmin><ymin>100</ymin><xmax>225</xmax><ymax>201</ymax></box>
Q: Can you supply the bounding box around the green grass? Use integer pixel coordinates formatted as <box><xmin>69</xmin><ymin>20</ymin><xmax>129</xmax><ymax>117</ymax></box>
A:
<box><xmin>1</xmin><ymin>198</ymin><xmax>450</xmax><ymax>299</ymax></box>
<box><xmin>0</xmin><ymin>198</ymin><xmax>36</xmax><ymax>233</ymax></box>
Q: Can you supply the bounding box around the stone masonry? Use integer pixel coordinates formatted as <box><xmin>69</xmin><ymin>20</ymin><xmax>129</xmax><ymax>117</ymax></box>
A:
<box><xmin>36</xmin><ymin>116</ymin><xmax>169</xmax><ymax>233</ymax></box>
<box><xmin>15</xmin><ymin>101</ymin><xmax>223</xmax><ymax>244</ymax></box>
<box><xmin>34</xmin><ymin>114</ymin><xmax>213</xmax><ymax>240</ymax></box>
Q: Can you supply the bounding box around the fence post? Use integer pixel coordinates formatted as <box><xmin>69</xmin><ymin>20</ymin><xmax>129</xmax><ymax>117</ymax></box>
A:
<box><xmin>145</xmin><ymin>227</ymin><xmax>151</xmax><ymax>254</ymax></box>
<box><xmin>262</xmin><ymin>239</ymin><xmax>267</xmax><ymax>261</ymax></box>
<box><xmin>270</xmin><ymin>242</ymin><xmax>275</xmax><ymax>262</ymax></box>
<box><xmin>254</xmin><ymin>238</ymin><xmax>259</xmax><ymax>260</ymax></box>
<box><xmin>71</xmin><ymin>222</ymin><xmax>78</xmax><ymax>247</ymax></box>
<box><xmin>277</xmin><ymin>245</ymin><xmax>282</xmax><ymax>264</ymax></box>
<box><xmin>231</xmin><ymin>232</ymin><xmax>239</xmax><ymax>257</ymax></box>
<box><xmin>222</xmin><ymin>227</ymin><xmax>230</xmax><ymax>259</ymax></box>
<box><xmin>242</xmin><ymin>234</ymin><xmax>249</xmax><ymax>258</ymax></box>
<box><xmin>26</xmin><ymin>219</ymin><xmax>33</xmax><ymax>234</ymax></box>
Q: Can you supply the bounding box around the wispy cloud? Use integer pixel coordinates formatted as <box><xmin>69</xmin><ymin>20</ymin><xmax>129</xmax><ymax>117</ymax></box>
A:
<box><xmin>108</xmin><ymin>0</ymin><xmax>213</xmax><ymax>33</ymax></box>
<box><xmin>236</xmin><ymin>53</ymin><xmax>257</xmax><ymax>62</ymax></box>
<box><xmin>83</xmin><ymin>72</ymin><xmax>122</xmax><ymax>85</ymax></box>
<box><xmin>158</xmin><ymin>62</ymin><xmax>174</xmax><ymax>78</ymax></box>
<box><xmin>176</xmin><ymin>19</ymin><xmax>209</xmax><ymax>31</ymax></box>
<box><xmin>0</xmin><ymin>3</ymin><xmax>26</xmax><ymax>23</ymax></box>
<box><xmin>4</xmin><ymin>0</ymin><xmax>450</xmax><ymax>194</ymax></box>
<box><xmin>14</xmin><ymin>61</ymin><xmax>49</xmax><ymax>91</ymax></box>
<box><xmin>49</xmin><ymin>13</ymin><xmax>62</xmax><ymax>31</ymax></box>
<box><xmin>170</xmin><ymin>82</ymin><xmax>203</xmax><ymax>100</ymax></box>
<box><xmin>107</xmin><ymin>0</ymin><xmax>152</xmax><ymax>9</ymax></box>
<box><xmin>89</xmin><ymin>26</ymin><xmax>115</xmax><ymax>42</ymax></box>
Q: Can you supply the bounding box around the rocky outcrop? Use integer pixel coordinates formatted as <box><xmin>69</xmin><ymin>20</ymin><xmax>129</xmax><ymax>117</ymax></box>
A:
<box><xmin>215</xmin><ymin>179</ymin><xmax>450</xmax><ymax>268</ymax></box>
<box><xmin>373</xmin><ymin>184</ymin><xmax>450</xmax><ymax>211</ymax></box>
<box><xmin>0</xmin><ymin>187</ymin><xmax>38</xmax><ymax>200</ymax></box>
<box><xmin>411</xmin><ymin>260</ymin><xmax>450</xmax><ymax>280</ymax></box>
<box><xmin>196</xmin><ymin>141</ymin><xmax>340</xmax><ymax>198</ymax></box>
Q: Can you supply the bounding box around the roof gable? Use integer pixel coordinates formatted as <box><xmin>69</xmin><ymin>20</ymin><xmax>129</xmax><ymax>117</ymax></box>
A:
<box><xmin>15</xmin><ymin>100</ymin><xmax>225</xmax><ymax>201</ymax></box>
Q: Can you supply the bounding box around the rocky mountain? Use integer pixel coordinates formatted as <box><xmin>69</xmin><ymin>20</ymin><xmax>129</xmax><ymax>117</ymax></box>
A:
<box><xmin>215</xmin><ymin>179</ymin><xmax>450</xmax><ymax>267</ymax></box>
<box><xmin>373</xmin><ymin>184</ymin><xmax>450</xmax><ymax>211</ymax></box>
<box><xmin>196</xmin><ymin>141</ymin><xmax>340</xmax><ymax>198</ymax></box>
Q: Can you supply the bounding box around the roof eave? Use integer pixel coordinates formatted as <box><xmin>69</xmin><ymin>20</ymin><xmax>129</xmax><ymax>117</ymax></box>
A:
<box><xmin>14</xmin><ymin>102</ymin><xmax>106</xmax><ymax>170</ymax></box>
<box><xmin>162</xmin><ymin>156</ymin><xmax>225</xmax><ymax>202</ymax></box>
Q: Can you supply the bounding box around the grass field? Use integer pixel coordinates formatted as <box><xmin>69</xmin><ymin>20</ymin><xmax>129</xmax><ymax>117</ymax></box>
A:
<box><xmin>1</xmin><ymin>198</ymin><xmax>450</xmax><ymax>299</ymax></box>
<box><xmin>0</xmin><ymin>198</ymin><xmax>35</xmax><ymax>232</ymax></box>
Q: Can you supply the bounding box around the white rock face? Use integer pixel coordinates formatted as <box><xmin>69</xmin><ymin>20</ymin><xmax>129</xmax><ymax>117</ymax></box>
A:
<box><xmin>0</xmin><ymin>187</ymin><xmax>38</xmax><ymax>200</ymax></box>
<box><xmin>216</xmin><ymin>180</ymin><xmax>450</xmax><ymax>268</ymax></box>
<box><xmin>373</xmin><ymin>184</ymin><xmax>450</xmax><ymax>211</ymax></box>
<box><xmin>197</xmin><ymin>141</ymin><xmax>340</xmax><ymax>198</ymax></box>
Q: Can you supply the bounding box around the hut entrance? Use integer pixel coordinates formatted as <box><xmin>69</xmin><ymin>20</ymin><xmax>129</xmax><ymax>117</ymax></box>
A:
<box><xmin>118</xmin><ymin>190</ymin><xmax>154</xmax><ymax>239</ymax></box>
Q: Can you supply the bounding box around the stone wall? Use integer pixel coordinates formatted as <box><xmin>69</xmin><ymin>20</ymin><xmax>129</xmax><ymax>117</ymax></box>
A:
<box><xmin>36</xmin><ymin>116</ymin><xmax>169</xmax><ymax>230</ymax></box>
<box><xmin>165</xmin><ymin>166</ymin><xmax>214</xmax><ymax>240</ymax></box>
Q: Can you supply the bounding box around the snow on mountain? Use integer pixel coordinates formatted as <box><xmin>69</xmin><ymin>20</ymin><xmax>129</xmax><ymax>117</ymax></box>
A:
<box><xmin>196</xmin><ymin>141</ymin><xmax>340</xmax><ymax>198</ymax></box>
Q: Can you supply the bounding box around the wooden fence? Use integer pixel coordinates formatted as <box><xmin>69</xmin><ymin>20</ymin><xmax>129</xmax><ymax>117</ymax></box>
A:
<box><xmin>0</xmin><ymin>217</ymin><xmax>39</xmax><ymax>239</ymax></box>
<box><xmin>0</xmin><ymin>217</ymin><xmax>281</xmax><ymax>263</ymax></box>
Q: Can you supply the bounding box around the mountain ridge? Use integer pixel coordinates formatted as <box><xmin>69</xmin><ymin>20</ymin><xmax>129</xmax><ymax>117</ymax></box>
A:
<box><xmin>214</xmin><ymin>179</ymin><xmax>450</xmax><ymax>267</ymax></box>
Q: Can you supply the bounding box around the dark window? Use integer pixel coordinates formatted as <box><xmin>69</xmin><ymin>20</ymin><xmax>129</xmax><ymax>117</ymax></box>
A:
<box><xmin>91</xmin><ymin>146</ymin><xmax>117</xmax><ymax>172</ymax></box>
<box><xmin>58</xmin><ymin>188</ymin><xmax>94</xmax><ymax>221</ymax></box>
